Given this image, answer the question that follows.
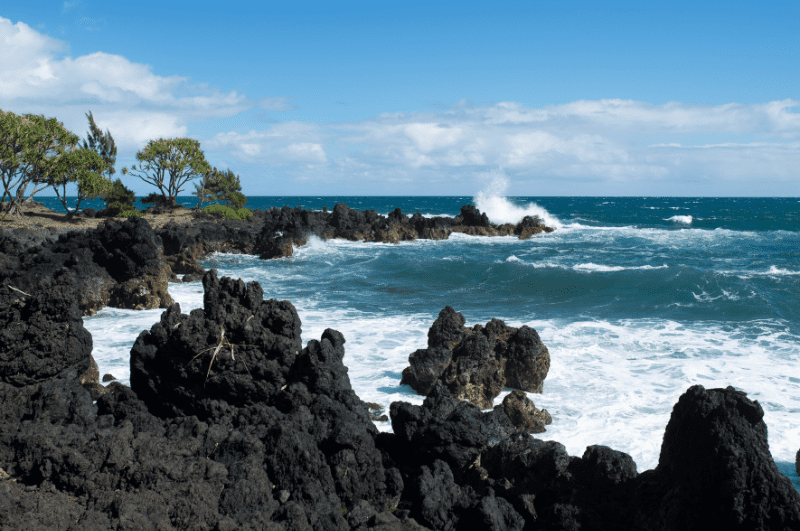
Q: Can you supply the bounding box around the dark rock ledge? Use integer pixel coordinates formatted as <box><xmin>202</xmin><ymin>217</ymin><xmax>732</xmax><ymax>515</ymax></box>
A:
<box><xmin>0</xmin><ymin>203</ymin><xmax>552</xmax><ymax>319</ymax></box>
<box><xmin>0</xmin><ymin>264</ymin><xmax>798</xmax><ymax>531</ymax></box>
<box><xmin>159</xmin><ymin>203</ymin><xmax>555</xmax><ymax>274</ymax></box>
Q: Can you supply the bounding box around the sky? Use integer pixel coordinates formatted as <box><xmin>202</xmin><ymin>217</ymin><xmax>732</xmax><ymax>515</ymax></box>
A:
<box><xmin>0</xmin><ymin>0</ymin><xmax>798</xmax><ymax>196</ymax></box>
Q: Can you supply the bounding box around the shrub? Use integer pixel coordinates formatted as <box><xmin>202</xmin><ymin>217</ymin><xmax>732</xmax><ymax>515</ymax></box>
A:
<box><xmin>104</xmin><ymin>179</ymin><xmax>138</xmax><ymax>217</ymax></box>
<box><xmin>204</xmin><ymin>204</ymin><xmax>253</xmax><ymax>221</ymax></box>
<box><xmin>116</xmin><ymin>209</ymin><xmax>145</xmax><ymax>218</ymax></box>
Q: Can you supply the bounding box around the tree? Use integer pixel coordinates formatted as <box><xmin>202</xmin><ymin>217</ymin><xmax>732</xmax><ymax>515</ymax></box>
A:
<box><xmin>0</xmin><ymin>110</ymin><xmax>82</xmax><ymax>217</ymax></box>
<box><xmin>0</xmin><ymin>110</ymin><xmax>27</xmax><ymax>207</ymax></box>
<box><xmin>194</xmin><ymin>173</ymin><xmax>213</xmax><ymax>209</ymax></box>
<box><xmin>195</xmin><ymin>167</ymin><xmax>247</xmax><ymax>209</ymax></box>
<box><xmin>123</xmin><ymin>138</ymin><xmax>211</xmax><ymax>206</ymax></box>
<box><xmin>51</xmin><ymin>148</ymin><xmax>111</xmax><ymax>215</ymax></box>
<box><xmin>82</xmin><ymin>111</ymin><xmax>117</xmax><ymax>178</ymax></box>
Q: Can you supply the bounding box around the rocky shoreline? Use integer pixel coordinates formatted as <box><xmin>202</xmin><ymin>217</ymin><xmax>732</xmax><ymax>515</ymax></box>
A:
<box><xmin>1</xmin><ymin>205</ymin><xmax>800</xmax><ymax>530</ymax></box>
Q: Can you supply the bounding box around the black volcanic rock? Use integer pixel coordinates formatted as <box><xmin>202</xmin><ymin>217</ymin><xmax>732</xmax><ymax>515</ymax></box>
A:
<box><xmin>456</xmin><ymin>205</ymin><xmax>490</xmax><ymax>227</ymax></box>
<box><xmin>129</xmin><ymin>269</ymin><xmax>395</xmax><ymax>526</ymax></box>
<box><xmin>401</xmin><ymin>307</ymin><xmax>467</xmax><ymax>396</ymax></box>
<box><xmin>631</xmin><ymin>385</ymin><xmax>800</xmax><ymax>530</ymax></box>
<box><xmin>0</xmin><ymin>217</ymin><xmax>173</xmax><ymax>315</ymax></box>
<box><xmin>401</xmin><ymin>307</ymin><xmax>550</xmax><ymax>408</ymax></box>
<box><xmin>129</xmin><ymin>271</ymin><xmax>302</xmax><ymax>418</ymax></box>
<box><xmin>390</xmin><ymin>391</ymin><xmax>520</xmax><ymax>473</ymax></box>
<box><xmin>1</xmin><ymin>267</ymin><xmax>798</xmax><ymax>531</ymax></box>
<box><xmin>0</xmin><ymin>282</ymin><xmax>92</xmax><ymax>387</ymax></box>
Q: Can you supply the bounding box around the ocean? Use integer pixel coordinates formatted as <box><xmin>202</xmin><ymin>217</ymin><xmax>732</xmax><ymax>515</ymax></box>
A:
<box><xmin>38</xmin><ymin>194</ymin><xmax>800</xmax><ymax>489</ymax></box>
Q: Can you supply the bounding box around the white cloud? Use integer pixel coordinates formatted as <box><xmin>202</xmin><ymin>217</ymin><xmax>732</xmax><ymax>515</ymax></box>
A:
<box><xmin>0</xmin><ymin>17</ymin><xmax>253</xmax><ymax>149</ymax></box>
<box><xmin>206</xmin><ymin>98</ymin><xmax>800</xmax><ymax>194</ymax></box>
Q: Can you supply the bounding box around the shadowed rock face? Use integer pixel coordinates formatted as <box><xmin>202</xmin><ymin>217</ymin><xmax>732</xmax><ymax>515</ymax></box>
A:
<box><xmin>0</xmin><ymin>217</ymin><xmax>172</xmax><ymax>315</ymax></box>
<box><xmin>0</xmin><ymin>283</ymin><xmax>92</xmax><ymax>387</ymax></box>
<box><xmin>129</xmin><ymin>270</ymin><xmax>401</xmax><ymax>526</ymax></box>
<box><xmin>383</xmin><ymin>384</ymin><xmax>800</xmax><ymax>531</ymax></box>
<box><xmin>1</xmin><ymin>269</ymin><xmax>427</xmax><ymax>531</ymax></box>
<box><xmin>400</xmin><ymin>307</ymin><xmax>550</xmax><ymax>408</ymax></box>
<box><xmin>632</xmin><ymin>385</ymin><xmax>800</xmax><ymax>531</ymax></box>
<box><xmin>130</xmin><ymin>272</ymin><xmax>303</xmax><ymax>419</ymax></box>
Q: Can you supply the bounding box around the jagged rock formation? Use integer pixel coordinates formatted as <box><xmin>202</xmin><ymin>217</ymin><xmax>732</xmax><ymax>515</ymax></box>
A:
<box><xmin>630</xmin><ymin>385</ymin><xmax>800</xmax><ymax>530</ymax></box>
<box><xmin>0</xmin><ymin>217</ymin><xmax>172</xmax><ymax>315</ymax></box>
<box><xmin>382</xmin><ymin>384</ymin><xmax>800</xmax><ymax>531</ymax></box>
<box><xmin>0</xmin><ymin>264</ymin><xmax>798</xmax><ymax>530</ymax></box>
<box><xmin>0</xmin><ymin>283</ymin><xmax>93</xmax><ymax>388</ymax></box>
<box><xmin>0</xmin><ymin>270</ymin><xmax>425</xmax><ymax>531</ymax></box>
<box><xmin>400</xmin><ymin>307</ymin><xmax>550</xmax><ymax>408</ymax></box>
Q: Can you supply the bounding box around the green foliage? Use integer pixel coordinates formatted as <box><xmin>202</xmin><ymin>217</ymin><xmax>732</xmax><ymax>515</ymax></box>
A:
<box><xmin>1</xmin><ymin>109</ymin><xmax>109</xmax><ymax>216</ymax></box>
<box><xmin>196</xmin><ymin>167</ymin><xmax>247</xmax><ymax>209</ymax></box>
<box><xmin>123</xmin><ymin>138</ymin><xmax>211</xmax><ymax>204</ymax></box>
<box><xmin>203</xmin><ymin>204</ymin><xmax>253</xmax><ymax>221</ymax></box>
<box><xmin>104</xmin><ymin>179</ymin><xmax>139</xmax><ymax>217</ymax></box>
<box><xmin>82</xmin><ymin>111</ymin><xmax>117</xmax><ymax>177</ymax></box>
<box><xmin>52</xmin><ymin>148</ymin><xmax>111</xmax><ymax>214</ymax></box>
<box><xmin>0</xmin><ymin>110</ymin><xmax>28</xmax><ymax>207</ymax></box>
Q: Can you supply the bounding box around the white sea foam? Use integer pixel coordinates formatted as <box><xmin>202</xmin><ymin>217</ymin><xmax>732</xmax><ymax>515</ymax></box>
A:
<box><xmin>507</xmin><ymin>318</ymin><xmax>800</xmax><ymax>475</ymax></box>
<box><xmin>718</xmin><ymin>265</ymin><xmax>800</xmax><ymax>280</ymax></box>
<box><xmin>473</xmin><ymin>173</ymin><xmax>562</xmax><ymax>228</ymax></box>
<box><xmin>573</xmin><ymin>263</ymin><xmax>669</xmax><ymax>273</ymax></box>
<box><xmin>765</xmin><ymin>266</ymin><xmax>800</xmax><ymax>276</ymax></box>
<box><xmin>666</xmin><ymin>215</ymin><xmax>693</xmax><ymax>224</ymax></box>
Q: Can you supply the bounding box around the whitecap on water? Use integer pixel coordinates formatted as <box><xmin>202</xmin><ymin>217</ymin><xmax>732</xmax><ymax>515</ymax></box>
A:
<box><xmin>666</xmin><ymin>215</ymin><xmax>693</xmax><ymax>224</ymax></box>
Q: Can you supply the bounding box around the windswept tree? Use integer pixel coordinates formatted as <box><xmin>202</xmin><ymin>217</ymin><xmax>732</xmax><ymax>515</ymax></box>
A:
<box><xmin>82</xmin><ymin>111</ymin><xmax>117</xmax><ymax>178</ymax></box>
<box><xmin>0</xmin><ymin>110</ymin><xmax>92</xmax><ymax>217</ymax></box>
<box><xmin>123</xmin><ymin>138</ymin><xmax>211</xmax><ymax>206</ymax></box>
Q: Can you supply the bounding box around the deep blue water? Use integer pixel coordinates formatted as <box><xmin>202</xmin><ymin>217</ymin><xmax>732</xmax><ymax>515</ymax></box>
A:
<box><xmin>65</xmin><ymin>194</ymin><xmax>800</xmax><ymax>487</ymax></box>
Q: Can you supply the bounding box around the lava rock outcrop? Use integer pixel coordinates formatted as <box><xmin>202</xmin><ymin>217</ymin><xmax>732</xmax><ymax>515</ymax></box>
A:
<box><xmin>0</xmin><ymin>217</ymin><xmax>172</xmax><ymax>314</ymax></box>
<box><xmin>400</xmin><ymin>307</ymin><xmax>550</xmax><ymax>408</ymax></box>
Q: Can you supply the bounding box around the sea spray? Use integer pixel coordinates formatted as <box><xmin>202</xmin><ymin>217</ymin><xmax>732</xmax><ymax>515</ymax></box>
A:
<box><xmin>473</xmin><ymin>173</ymin><xmax>562</xmax><ymax>227</ymax></box>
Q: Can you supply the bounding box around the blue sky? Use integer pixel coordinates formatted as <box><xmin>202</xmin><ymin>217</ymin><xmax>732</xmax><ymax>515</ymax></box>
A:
<box><xmin>1</xmin><ymin>0</ymin><xmax>798</xmax><ymax>195</ymax></box>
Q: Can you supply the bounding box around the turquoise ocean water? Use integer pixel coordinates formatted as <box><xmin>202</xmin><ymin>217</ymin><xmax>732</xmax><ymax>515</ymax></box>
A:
<box><xmin>37</xmin><ymin>194</ymin><xmax>800</xmax><ymax>489</ymax></box>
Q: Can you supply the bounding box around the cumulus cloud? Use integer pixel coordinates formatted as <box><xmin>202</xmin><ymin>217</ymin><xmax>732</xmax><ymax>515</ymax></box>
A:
<box><xmin>0</xmin><ymin>17</ymin><xmax>252</xmax><ymax>149</ymax></box>
<box><xmin>207</xmin><ymin>98</ymin><xmax>800</xmax><ymax>194</ymax></box>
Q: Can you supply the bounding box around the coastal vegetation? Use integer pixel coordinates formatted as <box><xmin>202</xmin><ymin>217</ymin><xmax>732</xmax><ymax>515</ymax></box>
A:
<box><xmin>122</xmin><ymin>137</ymin><xmax>211</xmax><ymax>208</ymax></box>
<box><xmin>0</xmin><ymin>109</ymin><xmax>110</xmax><ymax>217</ymax></box>
<box><xmin>1</xmin><ymin>108</ymin><xmax>252</xmax><ymax>220</ymax></box>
